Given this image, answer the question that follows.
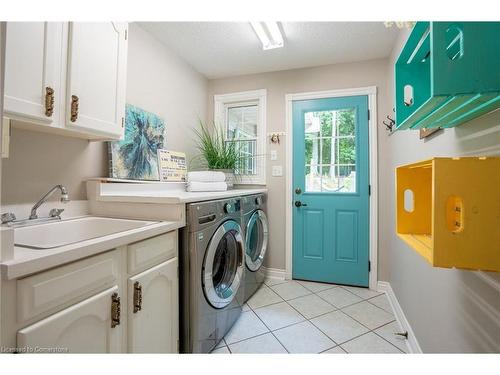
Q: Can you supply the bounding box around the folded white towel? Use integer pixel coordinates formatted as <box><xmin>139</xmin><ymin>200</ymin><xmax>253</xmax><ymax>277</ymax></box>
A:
<box><xmin>187</xmin><ymin>171</ymin><xmax>226</xmax><ymax>183</ymax></box>
<box><xmin>186</xmin><ymin>181</ymin><xmax>228</xmax><ymax>192</ymax></box>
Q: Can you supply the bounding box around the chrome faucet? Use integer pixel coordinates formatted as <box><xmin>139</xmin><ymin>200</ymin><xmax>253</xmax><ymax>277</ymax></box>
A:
<box><xmin>29</xmin><ymin>185</ymin><xmax>70</xmax><ymax>220</ymax></box>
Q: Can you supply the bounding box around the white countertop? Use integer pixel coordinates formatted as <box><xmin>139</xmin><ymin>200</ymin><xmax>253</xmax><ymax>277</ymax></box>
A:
<box><xmin>1</xmin><ymin>217</ymin><xmax>183</xmax><ymax>280</ymax></box>
<box><xmin>93</xmin><ymin>181</ymin><xmax>268</xmax><ymax>204</ymax></box>
<box><xmin>98</xmin><ymin>188</ymin><xmax>268</xmax><ymax>204</ymax></box>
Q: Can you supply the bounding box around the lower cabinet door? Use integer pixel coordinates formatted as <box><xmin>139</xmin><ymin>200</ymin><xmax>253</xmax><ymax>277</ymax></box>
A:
<box><xmin>17</xmin><ymin>286</ymin><xmax>122</xmax><ymax>353</ymax></box>
<box><xmin>127</xmin><ymin>258</ymin><xmax>179</xmax><ymax>353</ymax></box>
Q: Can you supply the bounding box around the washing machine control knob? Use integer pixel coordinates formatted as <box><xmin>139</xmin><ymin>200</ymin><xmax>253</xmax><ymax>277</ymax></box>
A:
<box><xmin>255</xmin><ymin>196</ymin><xmax>263</xmax><ymax>205</ymax></box>
<box><xmin>224</xmin><ymin>202</ymin><xmax>235</xmax><ymax>213</ymax></box>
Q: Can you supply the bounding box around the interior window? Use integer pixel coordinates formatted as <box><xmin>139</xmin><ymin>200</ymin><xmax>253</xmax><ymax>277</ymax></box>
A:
<box><xmin>225</xmin><ymin>103</ymin><xmax>259</xmax><ymax>176</ymax></box>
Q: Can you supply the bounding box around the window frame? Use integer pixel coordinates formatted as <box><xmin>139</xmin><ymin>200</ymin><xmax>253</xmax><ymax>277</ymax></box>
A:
<box><xmin>214</xmin><ymin>89</ymin><xmax>267</xmax><ymax>185</ymax></box>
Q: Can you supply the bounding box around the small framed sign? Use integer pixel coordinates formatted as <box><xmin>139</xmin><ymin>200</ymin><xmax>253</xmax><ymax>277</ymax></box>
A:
<box><xmin>157</xmin><ymin>150</ymin><xmax>187</xmax><ymax>182</ymax></box>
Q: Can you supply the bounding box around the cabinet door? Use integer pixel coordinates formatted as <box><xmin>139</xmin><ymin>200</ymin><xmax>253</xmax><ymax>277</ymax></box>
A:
<box><xmin>4</xmin><ymin>22</ymin><xmax>65</xmax><ymax>125</ymax></box>
<box><xmin>17</xmin><ymin>286</ymin><xmax>123</xmax><ymax>353</ymax></box>
<box><xmin>66</xmin><ymin>22</ymin><xmax>127</xmax><ymax>139</ymax></box>
<box><xmin>128</xmin><ymin>258</ymin><xmax>179</xmax><ymax>353</ymax></box>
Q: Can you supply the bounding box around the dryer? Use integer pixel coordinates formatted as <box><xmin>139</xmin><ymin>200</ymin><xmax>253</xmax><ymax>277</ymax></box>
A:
<box><xmin>241</xmin><ymin>194</ymin><xmax>269</xmax><ymax>302</ymax></box>
<box><xmin>179</xmin><ymin>197</ymin><xmax>245</xmax><ymax>353</ymax></box>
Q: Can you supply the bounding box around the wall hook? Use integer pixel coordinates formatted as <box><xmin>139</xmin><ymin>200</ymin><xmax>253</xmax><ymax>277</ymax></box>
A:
<box><xmin>383</xmin><ymin>114</ymin><xmax>396</xmax><ymax>132</ymax></box>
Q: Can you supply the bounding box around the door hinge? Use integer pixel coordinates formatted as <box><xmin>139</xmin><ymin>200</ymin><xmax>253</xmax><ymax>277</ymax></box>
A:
<box><xmin>367</xmin><ymin>109</ymin><xmax>370</xmax><ymax>121</ymax></box>
<box><xmin>368</xmin><ymin>261</ymin><xmax>371</xmax><ymax>272</ymax></box>
<box><xmin>121</xmin><ymin>117</ymin><xmax>124</xmax><ymax>128</ymax></box>
<box><xmin>368</xmin><ymin>185</ymin><xmax>371</xmax><ymax>196</ymax></box>
<box><xmin>125</xmin><ymin>30</ymin><xmax>128</xmax><ymax>40</ymax></box>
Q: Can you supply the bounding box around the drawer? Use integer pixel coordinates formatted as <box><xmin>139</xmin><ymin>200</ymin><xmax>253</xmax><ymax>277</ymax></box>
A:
<box><xmin>127</xmin><ymin>231</ymin><xmax>177</xmax><ymax>275</ymax></box>
<box><xmin>17</xmin><ymin>250</ymin><xmax>120</xmax><ymax>323</ymax></box>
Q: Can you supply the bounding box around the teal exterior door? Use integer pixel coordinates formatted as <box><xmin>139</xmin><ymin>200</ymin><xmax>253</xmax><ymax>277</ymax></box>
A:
<box><xmin>292</xmin><ymin>95</ymin><xmax>370</xmax><ymax>287</ymax></box>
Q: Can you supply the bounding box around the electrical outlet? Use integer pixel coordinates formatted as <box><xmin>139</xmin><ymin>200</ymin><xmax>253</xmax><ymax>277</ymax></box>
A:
<box><xmin>270</xmin><ymin>150</ymin><xmax>278</xmax><ymax>161</ymax></box>
<box><xmin>272</xmin><ymin>165</ymin><xmax>283</xmax><ymax>177</ymax></box>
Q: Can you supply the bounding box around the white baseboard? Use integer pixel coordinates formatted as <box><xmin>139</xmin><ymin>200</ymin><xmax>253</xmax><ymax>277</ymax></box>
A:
<box><xmin>377</xmin><ymin>281</ymin><xmax>422</xmax><ymax>353</ymax></box>
<box><xmin>262</xmin><ymin>266</ymin><xmax>287</xmax><ymax>280</ymax></box>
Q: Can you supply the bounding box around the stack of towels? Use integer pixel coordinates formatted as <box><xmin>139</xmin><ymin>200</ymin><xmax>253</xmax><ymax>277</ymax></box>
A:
<box><xmin>186</xmin><ymin>171</ymin><xmax>228</xmax><ymax>192</ymax></box>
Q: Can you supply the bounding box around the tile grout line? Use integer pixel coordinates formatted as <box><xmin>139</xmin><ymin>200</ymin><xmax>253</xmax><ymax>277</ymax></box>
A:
<box><xmin>263</xmin><ymin>289</ymin><xmax>339</xmax><ymax>354</ymax></box>
<box><xmin>224</xmin><ymin>280</ymin><xmax>405</xmax><ymax>354</ymax></box>
<box><xmin>306</xmin><ymin>289</ymin><xmax>403</xmax><ymax>350</ymax></box>
<box><xmin>245</xmin><ymin>298</ymin><xmax>291</xmax><ymax>353</ymax></box>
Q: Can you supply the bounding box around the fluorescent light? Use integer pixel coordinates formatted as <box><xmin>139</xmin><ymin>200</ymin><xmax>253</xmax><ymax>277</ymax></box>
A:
<box><xmin>250</xmin><ymin>22</ymin><xmax>284</xmax><ymax>50</ymax></box>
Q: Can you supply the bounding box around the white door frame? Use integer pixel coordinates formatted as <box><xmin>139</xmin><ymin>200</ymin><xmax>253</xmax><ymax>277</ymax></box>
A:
<box><xmin>285</xmin><ymin>86</ymin><xmax>378</xmax><ymax>290</ymax></box>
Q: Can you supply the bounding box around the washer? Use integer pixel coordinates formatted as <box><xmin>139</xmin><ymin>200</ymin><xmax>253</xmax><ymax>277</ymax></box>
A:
<box><xmin>241</xmin><ymin>193</ymin><xmax>269</xmax><ymax>302</ymax></box>
<box><xmin>179</xmin><ymin>197</ymin><xmax>245</xmax><ymax>353</ymax></box>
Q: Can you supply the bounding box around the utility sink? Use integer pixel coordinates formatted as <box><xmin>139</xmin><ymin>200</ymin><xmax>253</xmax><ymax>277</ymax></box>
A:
<box><xmin>14</xmin><ymin>216</ymin><xmax>156</xmax><ymax>249</ymax></box>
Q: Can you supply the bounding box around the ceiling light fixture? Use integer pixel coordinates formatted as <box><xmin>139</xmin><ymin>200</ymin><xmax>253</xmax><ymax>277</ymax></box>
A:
<box><xmin>250</xmin><ymin>22</ymin><xmax>284</xmax><ymax>50</ymax></box>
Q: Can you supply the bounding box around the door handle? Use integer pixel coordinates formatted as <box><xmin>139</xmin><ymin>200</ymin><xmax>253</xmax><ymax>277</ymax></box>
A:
<box><xmin>133</xmin><ymin>281</ymin><xmax>143</xmax><ymax>313</ymax></box>
<box><xmin>294</xmin><ymin>201</ymin><xmax>308</xmax><ymax>208</ymax></box>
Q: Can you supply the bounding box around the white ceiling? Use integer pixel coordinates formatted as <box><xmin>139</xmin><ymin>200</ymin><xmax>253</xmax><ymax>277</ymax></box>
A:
<box><xmin>137</xmin><ymin>22</ymin><xmax>401</xmax><ymax>79</ymax></box>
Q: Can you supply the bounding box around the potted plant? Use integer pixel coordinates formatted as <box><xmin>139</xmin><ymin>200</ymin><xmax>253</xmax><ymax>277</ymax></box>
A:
<box><xmin>192</xmin><ymin>121</ymin><xmax>242</xmax><ymax>188</ymax></box>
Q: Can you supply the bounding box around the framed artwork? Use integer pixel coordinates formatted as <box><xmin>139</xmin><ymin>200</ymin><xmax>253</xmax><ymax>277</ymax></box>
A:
<box><xmin>109</xmin><ymin>104</ymin><xmax>166</xmax><ymax>181</ymax></box>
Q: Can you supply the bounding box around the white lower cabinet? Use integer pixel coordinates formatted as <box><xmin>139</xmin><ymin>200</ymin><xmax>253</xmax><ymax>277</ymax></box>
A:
<box><xmin>17</xmin><ymin>286</ymin><xmax>122</xmax><ymax>353</ymax></box>
<box><xmin>4</xmin><ymin>230</ymin><xmax>179</xmax><ymax>353</ymax></box>
<box><xmin>127</xmin><ymin>258</ymin><xmax>179</xmax><ymax>353</ymax></box>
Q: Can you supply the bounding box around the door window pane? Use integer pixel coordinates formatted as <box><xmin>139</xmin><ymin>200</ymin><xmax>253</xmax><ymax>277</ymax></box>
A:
<box><xmin>321</xmin><ymin>137</ymin><xmax>333</xmax><ymax>165</ymax></box>
<box><xmin>304</xmin><ymin>112</ymin><xmax>320</xmax><ymax>138</ymax></box>
<box><xmin>304</xmin><ymin>108</ymin><xmax>357</xmax><ymax>193</ymax></box>
<box><xmin>338</xmin><ymin>138</ymin><xmax>356</xmax><ymax>164</ymax></box>
<box><xmin>337</xmin><ymin>108</ymin><xmax>356</xmax><ymax>136</ymax></box>
<box><xmin>305</xmin><ymin>165</ymin><xmax>321</xmax><ymax>192</ymax></box>
<box><xmin>305</xmin><ymin>138</ymin><xmax>321</xmax><ymax>165</ymax></box>
<box><xmin>320</xmin><ymin>165</ymin><xmax>357</xmax><ymax>193</ymax></box>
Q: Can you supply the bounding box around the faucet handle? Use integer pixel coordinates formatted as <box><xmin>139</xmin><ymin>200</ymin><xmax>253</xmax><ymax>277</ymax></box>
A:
<box><xmin>1</xmin><ymin>212</ymin><xmax>17</xmax><ymax>224</ymax></box>
<box><xmin>49</xmin><ymin>208</ymin><xmax>65</xmax><ymax>218</ymax></box>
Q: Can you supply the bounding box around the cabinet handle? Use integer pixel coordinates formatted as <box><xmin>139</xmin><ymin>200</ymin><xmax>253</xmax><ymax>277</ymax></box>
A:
<box><xmin>133</xmin><ymin>281</ymin><xmax>143</xmax><ymax>313</ymax></box>
<box><xmin>45</xmin><ymin>87</ymin><xmax>55</xmax><ymax>117</ymax></box>
<box><xmin>111</xmin><ymin>292</ymin><xmax>121</xmax><ymax>328</ymax></box>
<box><xmin>70</xmin><ymin>95</ymin><xmax>79</xmax><ymax>122</ymax></box>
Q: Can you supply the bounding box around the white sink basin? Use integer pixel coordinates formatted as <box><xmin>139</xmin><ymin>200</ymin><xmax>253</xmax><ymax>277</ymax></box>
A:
<box><xmin>14</xmin><ymin>216</ymin><xmax>156</xmax><ymax>249</ymax></box>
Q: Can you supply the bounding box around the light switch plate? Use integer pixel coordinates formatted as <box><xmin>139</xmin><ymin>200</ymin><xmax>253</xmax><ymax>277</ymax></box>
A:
<box><xmin>272</xmin><ymin>165</ymin><xmax>283</xmax><ymax>177</ymax></box>
<box><xmin>270</xmin><ymin>150</ymin><xmax>278</xmax><ymax>161</ymax></box>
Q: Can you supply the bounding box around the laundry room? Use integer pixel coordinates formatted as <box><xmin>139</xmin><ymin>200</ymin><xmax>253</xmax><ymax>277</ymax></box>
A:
<box><xmin>0</xmin><ymin>0</ymin><xmax>499</xmax><ymax>373</ymax></box>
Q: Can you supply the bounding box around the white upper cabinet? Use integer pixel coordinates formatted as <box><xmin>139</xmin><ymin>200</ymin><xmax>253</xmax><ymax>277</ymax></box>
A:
<box><xmin>66</xmin><ymin>22</ymin><xmax>128</xmax><ymax>139</ymax></box>
<box><xmin>3</xmin><ymin>22</ymin><xmax>127</xmax><ymax>140</ymax></box>
<box><xmin>4</xmin><ymin>22</ymin><xmax>66</xmax><ymax>126</ymax></box>
<box><xmin>127</xmin><ymin>258</ymin><xmax>179</xmax><ymax>353</ymax></box>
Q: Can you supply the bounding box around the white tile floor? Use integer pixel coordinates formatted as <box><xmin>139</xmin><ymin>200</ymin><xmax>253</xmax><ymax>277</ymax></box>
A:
<box><xmin>211</xmin><ymin>278</ymin><xmax>408</xmax><ymax>354</ymax></box>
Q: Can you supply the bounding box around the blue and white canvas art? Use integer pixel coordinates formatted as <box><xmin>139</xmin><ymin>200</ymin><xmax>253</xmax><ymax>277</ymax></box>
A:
<box><xmin>109</xmin><ymin>104</ymin><xmax>166</xmax><ymax>181</ymax></box>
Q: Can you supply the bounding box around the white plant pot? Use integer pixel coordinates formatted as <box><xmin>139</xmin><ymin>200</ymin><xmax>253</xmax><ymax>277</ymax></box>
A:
<box><xmin>211</xmin><ymin>169</ymin><xmax>235</xmax><ymax>189</ymax></box>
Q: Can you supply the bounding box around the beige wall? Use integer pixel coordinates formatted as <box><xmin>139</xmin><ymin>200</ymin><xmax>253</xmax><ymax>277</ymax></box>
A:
<box><xmin>383</xmin><ymin>30</ymin><xmax>500</xmax><ymax>352</ymax></box>
<box><xmin>1</xmin><ymin>23</ymin><xmax>207</xmax><ymax>205</ymax></box>
<box><xmin>127</xmin><ymin>23</ymin><xmax>207</xmax><ymax>165</ymax></box>
<box><xmin>208</xmin><ymin>59</ymin><xmax>392</xmax><ymax>277</ymax></box>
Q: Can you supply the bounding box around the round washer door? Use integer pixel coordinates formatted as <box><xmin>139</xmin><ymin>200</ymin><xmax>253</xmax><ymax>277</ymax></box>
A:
<box><xmin>203</xmin><ymin>220</ymin><xmax>244</xmax><ymax>309</ymax></box>
<box><xmin>245</xmin><ymin>210</ymin><xmax>269</xmax><ymax>272</ymax></box>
